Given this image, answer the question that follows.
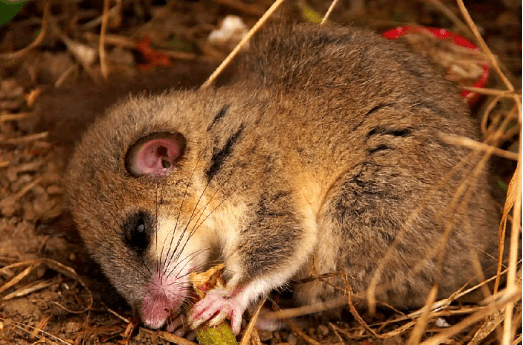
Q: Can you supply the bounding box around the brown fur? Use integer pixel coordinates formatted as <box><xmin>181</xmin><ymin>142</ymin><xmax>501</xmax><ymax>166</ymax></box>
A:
<box><xmin>66</xmin><ymin>24</ymin><xmax>500</xmax><ymax>328</ymax></box>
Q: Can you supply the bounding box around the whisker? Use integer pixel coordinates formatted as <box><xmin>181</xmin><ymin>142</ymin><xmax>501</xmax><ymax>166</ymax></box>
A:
<box><xmin>163</xmin><ymin>156</ymin><xmax>203</xmax><ymax>271</ymax></box>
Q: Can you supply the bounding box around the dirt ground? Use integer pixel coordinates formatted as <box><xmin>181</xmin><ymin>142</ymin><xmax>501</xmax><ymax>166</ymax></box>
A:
<box><xmin>0</xmin><ymin>0</ymin><xmax>521</xmax><ymax>344</ymax></box>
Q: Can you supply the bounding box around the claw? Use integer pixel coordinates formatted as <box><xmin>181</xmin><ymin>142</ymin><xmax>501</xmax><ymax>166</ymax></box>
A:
<box><xmin>166</xmin><ymin>314</ymin><xmax>188</xmax><ymax>334</ymax></box>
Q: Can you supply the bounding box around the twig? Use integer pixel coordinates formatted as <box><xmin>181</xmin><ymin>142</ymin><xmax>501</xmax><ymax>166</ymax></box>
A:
<box><xmin>480</xmin><ymin>95</ymin><xmax>503</xmax><ymax>135</ymax></box>
<box><xmin>0</xmin><ymin>113</ymin><xmax>32</xmax><ymax>123</ymax></box>
<box><xmin>81</xmin><ymin>5</ymin><xmax>121</xmax><ymax>30</ymax></box>
<box><xmin>85</xmin><ymin>32</ymin><xmax>198</xmax><ymax>60</ymax></box>
<box><xmin>239</xmin><ymin>296</ymin><xmax>267</xmax><ymax>345</ymax></box>
<box><xmin>100</xmin><ymin>0</ymin><xmax>111</xmax><ymax>79</ymax></box>
<box><xmin>321</xmin><ymin>0</ymin><xmax>340</xmax><ymax>25</ymax></box>
<box><xmin>14</xmin><ymin>177</ymin><xmax>43</xmax><ymax>202</ymax></box>
<box><xmin>407</xmin><ymin>286</ymin><xmax>439</xmax><ymax>345</ymax></box>
<box><xmin>106</xmin><ymin>307</ymin><xmax>131</xmax><ymax>324</ymax></box>
<box><xmin>262</xmin><ymin>296</ymin><xmax>348</xmax><ymax>320</ymax></box>
<box><xmin>285</xmin><ymin>319</ymin><xmax>321</xmax><ymax>345</ymax></box>
<box><xmin>494</xmin><ymin>110</ymin><xmax>520</xmax><ymax>294</ymax></box>
<box><xmin>211</xmin><ymin>0</ymin><xmax>265</xmax><ymax>17</ymax></box>
<box><xmin>0</xmin><ymin>132</ymin><xmax>48</xmax><ymax>145</ymax></box>
<box><xmin>502</xmin><ymin>160</ymin><xmax>521</xmax><ymax>345</ymax></box>
<box><xmin>2</xmin><ymin>318</ymin><xmax>72</xmax><ymax>345</ymax></box>
<box><xmin>201</xmin><ymin>0</ymin><xmax>286</xmax><ymax>89</ymax></box>
<box><xmin>3</xmin><ymin>279</ymin><xmax>54</xmax><ymax>300</ymax></box>
<box><xmin>420</xmin><ymin>288</ymin><xmax>521</xmax><ymax>345</ymax></box>
<box><xmin>0</xmin><ymin>263</ymin><xmax>37</xmax><ymax>294</ymax></box>
<box><xmin>328</xmin><ymin>323</ymin><xmax>346</xmax><ymax>344</ymax></box>
<box><xmin>427</xmin><ymin>0</ymin><xmax>469</xmax><ymax>35</ymax></box>
<box><xmin>0</xmin><ymin>258</ymin><xmax>94</xmax><ymax>313</ymax></box>
<box><xmin>0</xmin><ymin>1</ymin><xmax>50</xmax><ymax>60</ymax></box>
<box><xmin>438</xmin><ymin>133</ymin><xmax>519</xmax><ymax>161</ymax></box>
<box><xmin>461</xmin><ymin>86</ymin><xmax>516</xmax><ymax>97</ymax></box>
<box><xmin>468</xmin><ymin>310</ymin><xmax>504</xmax><ymax>345</ymax></box>
<box><xmin>158</xmin><ymin>331</ymin><xmax>198</xmax><ymax>345</ymax></box>
<box><xmin>456</xmin><ymin>0</ymin><xmax>514</xmax><ymax>92</ymax></box>
<box><xmin>55</xmin><ymin>64</ymin><xmax>79</xmax><ymax>88</ymax></box>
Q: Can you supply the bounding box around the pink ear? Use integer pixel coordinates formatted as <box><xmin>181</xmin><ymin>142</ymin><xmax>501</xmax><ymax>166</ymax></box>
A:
<box><xmin>126</xmin><ymin>132</ymin><xmax>185</xmax><ymax>177</ymax></box>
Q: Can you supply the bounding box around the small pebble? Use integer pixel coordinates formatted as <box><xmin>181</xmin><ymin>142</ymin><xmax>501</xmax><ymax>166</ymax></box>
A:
<box><xmin>318</xmin><ymin>324</ymin><xmax>329</xmax><ymax>337</ymax></box>
<box><xmin>436</xmin><ymin>317</ymin><xmax>451</xmax><ymax>328</ymax></box>
<box><xmin>258</xmin><ymin>329</ymin><xmax>273</xmax><ymax>341</ymax></box>
<box><xmin>65</xmin><ymin>321</ymin><xmax>81</xmax><ymax>334</ymax></box>
<box><xmin>287</xmin><ymin>333</ymin><xmax>297</xmax><ymax>345</ymax></box>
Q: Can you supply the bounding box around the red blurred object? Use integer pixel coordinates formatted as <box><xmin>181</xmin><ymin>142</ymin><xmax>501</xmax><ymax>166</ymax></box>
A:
<box><xmin>383</xmin><ymin>26</ymin><xmax>489</xmax><ymax>107</ymax></box>
<box><xmin>136</xmin><ymin>36</ymin><xmax>171</xmax><ymax>70</ymax></box>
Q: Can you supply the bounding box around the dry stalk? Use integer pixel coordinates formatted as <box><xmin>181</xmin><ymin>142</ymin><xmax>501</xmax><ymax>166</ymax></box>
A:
<box><xmin>1</xmin><ymin>132</ymin><xmax>48</xmax><ymax>145</ymax></box>
<box><xmin>211</xmin><ymin>0</ymin><xmax>265</xmax><ymax>17</ymax></box>
<box><xmin>480</xmin><ymin>95</ymin><xmax>504</xmax><ymax>135</ymax></box>
<box><xmin>239</xmin><ymin>297</ymin><xmax>267</xmax><ymax>345</ymax></box>
<box><xmin>438</xmin><ymin>133</ymin><xmax>518</xmax><ymax>160</ymax></box>
<box><xmin>100</xmin><ymin>0</ymin><xmax>111</xmax><ymax>79</ymax></box>
<box><xmin>55</xmin><ymin>65</ymin><xmax>79</xmax><ymax>88</ymax></box>
<box><xmin>0</xmin><ymin>113</ymin><xmax>32</xmax><ymax>123</ymax></box>
<box><xmin>81</xmin><ymin>6</ymin><xmax>121</xmax><ymax>31</ymax></box>
<box><xmin>3</xmin><ymin>279</ymin><xmax>54</xmax><ymax>300</ymax></box>
<box><xmin>321</xmin><ymin>0</ymin><xmax>340</xmax><ymax>25</ymax></box>
<box><xmin>0</xmin><ymin>262</ymin><xmax>37</xmax><ymax>294</ymax></box>
<box><xmin>158</xmin><ymin>331</ymin><xmax>199</xmax><ymax>345</ymax></box>
<box><xmin>284</xmin><ymin>319</ymin><xmax>321</xmax><ymax>345</ymax></box>
<box><xmin>0</xmin><ymin>177</ymin><xmax>43</xmax><ymax>208</ymax></box>
<box><xmin>463</xmin><ymin>86</ymin><xmax>515</xmax><ymax>97</ymax></box>
<box><xmin>427</xmin><ymin>0</ymin><xmax>469</xmax><ymax>35</ymax></box>
<box><xmin>328</xmin><ymin>322</ymin><xmax>346</xmax><ymax>344</ymax></box>
<box><xmin>262</xmin><ymin>296</ymin><xmax>347</xmax><ymax>320</ymax></box>
<box><xmin>468</xmin><ymin>310</ymin><xmax>504</xmax><ymax>345</ymax></box>
<box><xmin>345</xmin><ymin>276</ymin><xmax>418</xmax><ymax>340</ymax></box>
<box><xmin>106</xmin><ymin>307</ymin><xmax>131</xmax><ymax>324</ymax></box>
<box><xmin>0</xmin><ymin>258</ymin><xmax>94</xmax><ymax>313</ymax></box>
<box><xmin>1</xmin><ymin>317</ymin><xmax>72</xmax><ymax>345</ymax></box>
<box><xmin>456</xmin><ymin>0</ymin><xmax>514</xmax><ymax>92</ymax></box>
<box><xmin>85</xmin><ymin>32</ymin><xmax>199</xmax><ymax>61</ymax></box>
<box><xmin>407</xmin><ymin>286</ymin><xmax>440</xmax><ymax>345</ymax></box>
<box><xmin>502</xmin><ymin>160</ymin><xmax>521</xmax><ymax>345</ymax></box>
<box><xmin>31</xmin><ymin>315</ymin><xmax>51</xmax><ymax>339</ymax></box>
<box><xmin>420</xmin><ymin>287</ymin><xmax>521</xmax><ymax>345</ymax></box>
<box><xmin>201</xmin><ymin>0</ymin><xmax>286</xmax><ymax>89</ymax></box>
<box><xmin>0</xmin><ymin>1</ymin><xmax>50</xmax><ymax>60</ymax></box>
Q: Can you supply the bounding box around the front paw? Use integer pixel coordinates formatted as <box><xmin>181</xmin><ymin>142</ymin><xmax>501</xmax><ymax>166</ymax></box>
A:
<box><xmin>166</xmin><ymin>313</ymin><xmax>193</xmax><ymax>338</ymax></box>
<box><xmin>190</xmin><ymin>288</ymin><xmax>244</xmax><ymax>335</ymax></box>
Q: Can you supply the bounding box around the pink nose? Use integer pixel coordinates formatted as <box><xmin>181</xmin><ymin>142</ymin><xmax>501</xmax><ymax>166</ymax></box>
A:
<box><xmin>141</xmin><ymin>292</ymin><xmax>172</xmax><ymax>329</ymax></box>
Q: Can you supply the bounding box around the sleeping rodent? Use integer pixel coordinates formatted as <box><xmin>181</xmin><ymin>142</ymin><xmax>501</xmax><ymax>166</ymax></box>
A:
<box><xmin>65</xmin><ymin>24</ymin><xmax>500</xmax><ymax>335</ymax></box>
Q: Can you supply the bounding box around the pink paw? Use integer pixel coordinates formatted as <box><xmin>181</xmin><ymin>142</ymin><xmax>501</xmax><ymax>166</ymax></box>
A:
<box><xmin>166</xmin><ymin>314</ymin><xmax>196</xmax><ymax>340</ymax></box>
<box><xmin>190</xmin><ymin>289</ymin><xmax>244</xmax><ymax>335</ymax></box>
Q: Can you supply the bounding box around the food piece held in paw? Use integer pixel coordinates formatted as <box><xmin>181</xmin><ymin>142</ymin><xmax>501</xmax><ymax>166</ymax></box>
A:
<box><xmin>190</xmin><ymin>264</ymin><xmax>239</xmax><ymax>345</ymax></box>
<box><xmin>195</xmin><ymin>323</ymin><xmax>238</xmax><ymax>345</ymax></box>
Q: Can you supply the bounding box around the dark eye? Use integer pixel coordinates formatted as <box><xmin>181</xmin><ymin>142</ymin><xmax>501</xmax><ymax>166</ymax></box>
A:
<box><xmin>123</xmin><ymin>211</ymin><xmax>153</xmax><ymax>254</ymax></box>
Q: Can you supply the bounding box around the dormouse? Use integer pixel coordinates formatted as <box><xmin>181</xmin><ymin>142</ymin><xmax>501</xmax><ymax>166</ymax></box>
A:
<box><xmin>66</xmin><ymin>25</ymin><xmax>499</xmax><ymax>335</ymax></box>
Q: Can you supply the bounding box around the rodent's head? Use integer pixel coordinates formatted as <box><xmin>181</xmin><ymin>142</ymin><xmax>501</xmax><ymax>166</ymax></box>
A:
<box><xmin>66</xmin><ymin>92</ymin><xmax>220</xmax><ymax>328</ymax></box>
